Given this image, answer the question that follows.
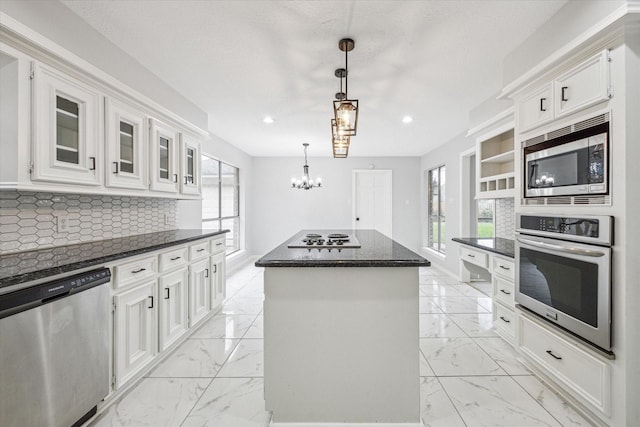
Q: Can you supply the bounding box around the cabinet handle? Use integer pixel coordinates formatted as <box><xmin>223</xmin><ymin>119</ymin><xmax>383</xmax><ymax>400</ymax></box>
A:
<box><xmin>540</xmin><ymin>97</ymin><xmax>546</xmax><ymax>112</ymax></box>
<box><xmin>499</xmin><ymin>265</ymin><xmax>510</xmax><ymax>270</ymax></box>
<box><xmin>216</xmin><ymin>242</ymin><xmax>223</xmax><ymax>246</ymax></box>
<box><xmin>467</xmin><ymin>254</ymin><xmax>475</xmax><ymax>258</ymax></box>
<box><xmin>148</xmin><ymin>296</ymin><xmax>154</xmax><ymax>309</ymax></box>
<box><xmin>170</xmin><ymin>256</ymin><xmax>181</xmax><ymax>261</ymax></box>
<box><xmin>561</xmin><ymin>86</ymin><xmax>568</xmax><ymax>102</ymax></box>
<box><xmin>546</xmin><ymin>350</ymin><xmax>562</xmax><ymax>360</ymax></box>
<box><xmin>184</xmin><ymin>175</ymin><xmax>188</xmax><ymax>184</ymax></box>
<box><xmin>197</xmin><ymin>248</ymin><xmax>206</xmax><ymax>252</ymax></box>
<box><xmin>499</xmin><ymin>316</ymin><xmax>511</xmax><ymax>323</ymax></box>
<box><xmin>112</xmin><ymin>162</ymin><xmax>119</xmax><ymax>174</ymax></box>
<box><xmin>500</xmin><ymin>289</ymin><xmax>511</xmax><ymax>295</ymax></box>
<box><xmin>213</xmin><ymin>265</ymin><xmax>217</xmax><ymax>273</ymax></box>
<box><xmin>173</xmin><ymin>174</ymin><xmax>178</xmax><ymax>183</ymax></box>
<box><xmin>205</xmin><ymin>268</ymin><xmax>209</xmax><ymax>278</ymax></box>
<box><xmin>89</xmin><ymin>157</ymin><xmax>96</xmax><ymax>170</ymax></box>
<box><xmin>132</xmin><ymin>268</ymin><xmax>146</xmax><ymax>274</ymax></box>
<box><xmin>165</xmin><ymin>288</ymin><xmax>170</xmax><ymax>299</ymax></box>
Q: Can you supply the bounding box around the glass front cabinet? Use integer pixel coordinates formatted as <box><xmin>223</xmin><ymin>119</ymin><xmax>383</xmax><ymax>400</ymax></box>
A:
<box><xmin>105</xmin><ymin>98</ymin><xmax>147</xmax><ymax>190</ymax></box>
<box><xmin>149</xmin><ymin>118</ymin><xmax>179</xmax><ymax>193</ymax></box>
<box><xmin>180</xmin><ymin>134</ymin><xmax>201</xmax><ymax>195</ymax></box>
<box><xmin>31</xmin><ymin>62</ymin><xmax>102</xmax><ymax>186</ymax></box>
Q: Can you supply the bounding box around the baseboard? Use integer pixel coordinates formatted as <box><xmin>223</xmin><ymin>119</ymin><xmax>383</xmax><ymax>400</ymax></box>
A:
<box><xmin>225</xmin><ymin>250</ymin><xmax>260</xmax><ymax>275</ymax></box>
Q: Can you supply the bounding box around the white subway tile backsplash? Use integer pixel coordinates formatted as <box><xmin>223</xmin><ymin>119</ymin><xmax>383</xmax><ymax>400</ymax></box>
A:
<box><xmin>0</xmin><ymin>191</ymin><xmax>177</xmax><ymax>254</ymax></box>
<box><xmin>495</xmin><ymin>198</ymin><xmax>515</xmax><ymax>239</ymax></box>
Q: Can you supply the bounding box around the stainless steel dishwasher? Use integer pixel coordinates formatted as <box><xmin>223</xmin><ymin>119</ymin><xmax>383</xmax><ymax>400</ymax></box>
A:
<box><xmin>0</xmin><ymin>268</ymin><xmax>111</xmax><ymax>427</ymax></box>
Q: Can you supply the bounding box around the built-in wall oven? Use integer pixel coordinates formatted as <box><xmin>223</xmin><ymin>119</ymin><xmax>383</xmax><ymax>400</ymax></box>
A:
<box><xmin>524</xmin><ymin>114</ymin><xmax>609</xmax><ymax>198</ymax></box>
<box><xmin>515</xmin><ymin>213</ymin><xmax>613</xmax><ymax>351</ymax></box>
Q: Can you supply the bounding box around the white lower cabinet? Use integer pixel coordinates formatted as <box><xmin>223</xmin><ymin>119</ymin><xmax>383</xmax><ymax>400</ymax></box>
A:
<box><xmin>518</xmin><ymin>312</ymin><xmax>611</xmax><ymax>416</ymax></box>
<box><xmin>158</xmin><ymin>268</ymin><xmax>189</xmax><ymax>351</ymax></box>
<box><xmin>189</xmin><ymin>259</ymin><xmax>212</xmax><ymax>327</ymax></box>
<box><xmin>113</xmin><ymin>280</ymin><xmax>157</xmax><ymax>388</ymax></box>
<box><xmin>210</xmin><ymin>251</ymin><xmax>226</xmax><ymax>309</ymax></box>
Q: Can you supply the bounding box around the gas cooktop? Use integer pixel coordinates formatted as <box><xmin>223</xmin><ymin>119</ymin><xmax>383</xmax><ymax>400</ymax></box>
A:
<box><xmin>287</xmin><ymin>233</ymin><xmax>361</xmax><ymax>250</ymax></box>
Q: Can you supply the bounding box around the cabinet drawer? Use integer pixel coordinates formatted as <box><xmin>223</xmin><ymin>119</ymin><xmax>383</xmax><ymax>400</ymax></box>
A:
<box><xmin>493</xmin><ymin>276</ymin><xmax>515</xmax><ymax>307</ymax></box>
<box><xmin>517</xmin><ymin>82</ymin><xmax>554</xmax><ymax>133</ymax></box>
<box><xmin>494</xmin><ymin>303</ymin><xmax>516</xmax><ymax>343</ymax></box>
<box><xmin>159</xmin><ymin>246</ymin><xmax>188</xmax><ymax>272</ymax></box>
<box><xmin>493</xmin><ymin>257</ymin><xmax>515</xmax><ymax>281</ymax></box>
<box><xmin>460</xmin><ymin>247</ymin><xmax>488</xmax><ymax>268</ymax></box>
<box><xmin>210</xmin><ymin>236</ymin><xmax>226</xmax><ymax>254</ymax></box>
<box><xmin>189</xmin><ymin>240</ymin><xmax>210</xmax><ymax>261</ymax></box>
<box><xmin>113</xmin><ymin>255</ymin><xmax>157</xmax><ymax>289</ymax></box>
<box><xmin>518</xmin><ymin>314</ymin><xmax>610</xmax><ymax>414</ymax></box>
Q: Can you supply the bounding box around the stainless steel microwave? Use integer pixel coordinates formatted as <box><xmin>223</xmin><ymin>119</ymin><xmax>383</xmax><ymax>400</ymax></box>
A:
<box><xmin>524</xmin><ymin>121</ymin><xmax>609</xmax><ymax>198</ymax></box>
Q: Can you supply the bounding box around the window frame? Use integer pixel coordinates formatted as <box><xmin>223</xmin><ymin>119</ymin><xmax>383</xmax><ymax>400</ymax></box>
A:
<box><xmin>201</xmin><ymin>153</ymin><xmax>240</xmax><ymax>255</ymax></box>
<box><xmin>427</xmin><ymin>164</ymin><xmax>446</xmax><ymax>254</ymax></box>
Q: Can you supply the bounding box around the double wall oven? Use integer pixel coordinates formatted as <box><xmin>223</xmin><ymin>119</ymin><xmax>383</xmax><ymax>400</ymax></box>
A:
<box><xmin>515</xmin><ymin>213</ymin><xmax>613</xmax><ymax>351</ymax></box>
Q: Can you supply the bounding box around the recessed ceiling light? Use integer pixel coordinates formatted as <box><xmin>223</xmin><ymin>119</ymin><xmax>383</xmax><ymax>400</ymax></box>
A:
<box><xmin>263</xmin><ymin>116</ymin><xmax>275</xmax><ymax>124</ymax></box>
<box><xmin>402</xmin><ymin>116</ymin><xmax>413</xmax><ymax>124</ymax></box>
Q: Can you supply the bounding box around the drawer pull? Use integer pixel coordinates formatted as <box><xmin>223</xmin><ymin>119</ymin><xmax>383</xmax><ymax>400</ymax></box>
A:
<box><xmin>170</xmin><ymin>256</ymin><xmax>182</xmax><ymax>261</ymax></box>
<box><xmin>132</xmin><ymin>268</ymin><xmax>146</xmax><ymax>274</ymax></box>
<box><xmin>540</xmin><ymin>97</ymin><xmax>547</xmax><ymax>112</ymax></box>
<box><xmin>561</xmin><ymin>86</ymin><xmax>569</xmax><ymax>102</ymax></box>
<box><xmin>148</xmin><ymin>296</ymin><xmax>154</xmax><ymax>309</ymax></box>
<box><xmin>216</xmin><ymin>242</ymin><xmax>223</xmax><ymax>246</ymax></box>
<box><xmin>89</xmin><ymin>157</ymin><xmax>96</xmax><ymax>171</ymax></box>
<box><xmin>500</xmin><ymin>289</ymin><xmax>511</xmax><ymax>295</ymax></box>
<box><xmin>197</xmin><ymin>248</ymin><xmax>206</xmax><ymax>252</ymax></box>
<box><xmin>165</xmin><ymin>288</ymin><xmax>170</xmax><ymax>299</ymax></box>
<box><xmin>546</xmin><ymin>350</ymin><xmax>562</xmax><ymax>360</ymax></box>
<box><xmin>213</xmin><ymin>265</ymin><xmax>217</xmax><ymax>273</ymax></box>
<box><xmin>205</xmin><ymin>268</ymin><xmax>209</xmax><ymax>278</ymax></box>
<box><xmin>467</xmin><ymin>254</ymin><xmax>475</xmax><ymax>258</ymax></box>
<box><xmin>112</xmin><ymin>161</ymin><xmax>119</xmax><ymax>174</ymax></box>
<box><xmin>499</xmin><ymin>316</ymin><xmax>511</xmax><ymax>323</ymax></box>
<box><xmin>499</xmin><ymin>265</ymin><xmax>510</xmax><ymax>271</ymax></box>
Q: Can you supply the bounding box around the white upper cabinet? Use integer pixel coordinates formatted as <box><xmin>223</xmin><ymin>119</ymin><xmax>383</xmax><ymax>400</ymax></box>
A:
<box><xmin>149</xmin><ymin>118</ymin><xmax>179</xmax><ymax>193</ymax></box>
<box><xmin>31</xmin><ymin>62</ymin><xmax>102</xmax><ymax>186</ymax></box>
<box><xmin>517</xmin><ymin>83</ymin><xmax>553</xmax><ymax>133</ymax></box>
<box><xmin>554</xmin><ymin>50</ymin><xmax>610</xmax><ymax>119</ymax></box>
<box><xmin>179</xmin><ymin>134</ymin><xmax>201</xmax><ymax>196</ymax></box>
<box><xmin>105</xmin><ymin>97</ymin><xmax>147</xmax><ymax>190</ymax></box>
<box><xmin>516</xmin><ymin>50</ymin><xmax>611</xmax><ymax>134</ymax></box>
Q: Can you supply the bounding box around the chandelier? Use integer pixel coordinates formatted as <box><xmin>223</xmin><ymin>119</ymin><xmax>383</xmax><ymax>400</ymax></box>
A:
<box><xmin>331</xmin><ymin>38</ymin><xmax>358</xmax><ymax>158</ymax></box>
<box><xmin>291</xmin><ymin>143</ymin><xmax>322</xmax><ymax>190</ymax></box>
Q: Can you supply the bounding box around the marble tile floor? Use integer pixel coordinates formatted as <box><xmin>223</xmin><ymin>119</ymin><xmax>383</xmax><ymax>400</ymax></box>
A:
<box><xmin>90</xmin><ymin>263</ymin><xmax>594</xmax><ymax>427</ymax></box>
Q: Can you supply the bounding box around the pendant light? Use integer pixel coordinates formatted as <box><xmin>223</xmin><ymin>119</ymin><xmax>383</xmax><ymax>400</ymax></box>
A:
<box><xmin>291</xmin><ymin>143</ymin><xmax>322</xmax><ymax>190</ymax></box>
<box><xmin>331</xmin><ymin>119</ymin><xmax>349</xmax><ymax>158</ymax></box>
<box><xmin>333</xmin><ymin>38</ymin><xmax>359</xmax><ymax>137</ymax></box>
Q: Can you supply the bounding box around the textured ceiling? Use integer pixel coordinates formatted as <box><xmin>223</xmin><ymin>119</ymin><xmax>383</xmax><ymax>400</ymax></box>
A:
<box><xmin>61</xmin><ymin>0</ymin><xmax>567</xmax><ymax>157</ymax></box>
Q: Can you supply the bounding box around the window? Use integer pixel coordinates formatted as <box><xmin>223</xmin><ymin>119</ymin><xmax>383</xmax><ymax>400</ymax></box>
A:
<box><xmin>477</xmin><ymin>199</ymin><xmax>495</xmax><ymax>237</ymax></box>
<box><xmin>202</xmin><ymin>154</ymin><xmax>240</xmax><ymax>254</ymax></box>
<box><xmin>428</xmin><ymin>165</ymin><xmax>446</xmax><ymax>254</ymax></box>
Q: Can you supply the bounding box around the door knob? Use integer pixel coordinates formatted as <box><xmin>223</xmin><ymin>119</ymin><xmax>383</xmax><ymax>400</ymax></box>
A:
<box><xmin>356</xmin><ymin>217</ymin><xmax>360</xmax><ymax>221</ymax></box>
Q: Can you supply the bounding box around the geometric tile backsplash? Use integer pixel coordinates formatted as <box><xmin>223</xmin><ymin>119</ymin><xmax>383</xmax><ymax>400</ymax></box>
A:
<box><xmin>494</xmin><ymin>197</ymin><xmax>515</xmax><ymax>239</ymax></box>
<box><xmin>0</xmin><ymin>191</ymin><xmax>177</xmax><ymax>254</ymax></box>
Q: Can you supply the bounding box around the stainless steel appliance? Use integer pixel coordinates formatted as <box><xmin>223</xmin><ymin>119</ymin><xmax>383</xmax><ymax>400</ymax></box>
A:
<box><xmin>515</xmin><ymin>213</ymin><xmax>613</xmax><ymax>351</ymax></box>
<box><xmin>288</xmin><ymin>232</ymin><xmax>361</xmax><ymax>250</ymax></box>
<box><xmin>0</xmin><ymin>268</ymin><xmax>111</xmax><ymax>427</ymax></box>
<box><xmin>524</xmin><ymin>118</ymin><xmax>609</xmax><ymax>198</ymax></box>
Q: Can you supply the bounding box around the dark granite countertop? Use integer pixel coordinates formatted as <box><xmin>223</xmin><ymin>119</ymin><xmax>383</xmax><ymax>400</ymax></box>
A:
<box><xmin>0</xmin><ymin>229</ymin><xmax>228</xmax><ymax>289</ymax></box>
<box><xmin>255</xmin><ymin>229</ymin><xmax>430</xmax><ymax>267</ymax></box>
<box><xmin>452</xmin><ymin>237</ymin><xmax>515</xmax><ymax>259</ymax></box>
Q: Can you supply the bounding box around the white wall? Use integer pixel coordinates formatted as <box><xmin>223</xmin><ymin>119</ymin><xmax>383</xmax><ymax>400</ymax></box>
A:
<box><xmin>502</xmin><ymin>0</ymin><xmax>625</xmax><ymax>86</ymax></box>
<box><xmin>0</xmin><ymin>0</ymin><xmax>207</xmax><ymax>129</ymax></box>
<box><xmin>248</xmin><ymin>156</ymin><xmax>421</xmax><ymax>255</ymax></box>
<box><xmin>420</xmin><ymin>132</ymin><xmax>475</xmax><ymax>276</ymax></box>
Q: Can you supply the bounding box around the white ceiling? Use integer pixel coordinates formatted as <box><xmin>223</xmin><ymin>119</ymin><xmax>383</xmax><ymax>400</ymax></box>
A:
<box><xmin>61</xmin><ymin>0</ymin><xmax>567</xmax><ymax>157</ymax></box>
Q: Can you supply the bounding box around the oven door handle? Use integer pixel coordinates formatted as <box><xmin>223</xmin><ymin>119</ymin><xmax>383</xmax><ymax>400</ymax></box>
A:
<box><xmin>516</xmin><ymin>237</ymin><xmax>605</xmax><ymax>257</ymax></box>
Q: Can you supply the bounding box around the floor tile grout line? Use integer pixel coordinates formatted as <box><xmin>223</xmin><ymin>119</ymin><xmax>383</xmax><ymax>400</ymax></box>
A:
<box><xmin>434</xmin><ymin>376</ymin><xmax>470</xmax><ymax>427</ymax></box>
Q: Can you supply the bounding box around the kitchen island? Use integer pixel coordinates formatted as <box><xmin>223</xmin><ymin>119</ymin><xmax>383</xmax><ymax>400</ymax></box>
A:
<box><xmin>255</xmin><ymin>230</ymin><xmax>430</xmax><ymax>426</ymax></box>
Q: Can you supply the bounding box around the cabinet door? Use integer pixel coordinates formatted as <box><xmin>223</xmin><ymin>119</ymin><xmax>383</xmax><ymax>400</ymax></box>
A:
<box><xmin>159</xmin><ymin>268</ymin><xmax>189</xmax><ymax>351</ymax></box>
<box><xmin>113</xmin><ymin>281</ymin><xmax>157</xmax><ymax>389</ymax></box>
<box><xmin>31</xmin><ymin>62</ymin><xmax>102</xmax><ymax>186</ymax></box>
<box><xmin>105</xmin><ymin>97</ymin><xmax>147</xmax><ymax>190</ymax></box>
<box><xmin>210</xmin><ymin>252</ymin><xmax>226</xmax><ymax>310</ymax></box>
<box><xmin>180</xmin><ymin>134</ymin><xmax>201</xmax><ymax>195</ymax></box>
<box><xmin>554</xmin><ymin>50</ymin><xmax>610</xmax><ymax>119</ymax></box>
<box><xmin>517</xmin><ymin>83</ymin><xmax>553</xmax><ymax>133</ymax></box>
<box><xmin>189</xmin><ymin>259</ymin><xmax>212</xmax><ymax>327</ymax></box>
<box><xmin>149</xmin><ymin>118</ymin><xmax>178</xmax><ymax>193</ymax></box>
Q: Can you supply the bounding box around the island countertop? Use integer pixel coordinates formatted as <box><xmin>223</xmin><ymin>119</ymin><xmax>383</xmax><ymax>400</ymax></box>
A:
<box><xmin>255</xmin><ymin>229</ymin><xmax>430</xmax><ymax>267</ymax></box>
<box><xmin>451</xmin><ymin>237</ymin><xmax>515</xmax><ymax>258</ymax></box>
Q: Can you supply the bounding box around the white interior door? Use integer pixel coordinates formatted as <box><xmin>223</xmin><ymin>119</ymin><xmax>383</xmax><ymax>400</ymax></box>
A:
<box><xmin>352</xmin><ymin>170</ymin><xmax>392</xmax><ymax>237</ymax></box>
